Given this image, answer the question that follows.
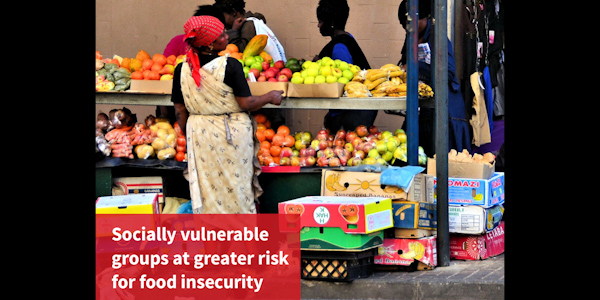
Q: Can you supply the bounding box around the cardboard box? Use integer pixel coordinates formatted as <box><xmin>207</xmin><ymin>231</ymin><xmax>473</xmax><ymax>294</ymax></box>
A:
<box><xmin>248</xmin><ymin>81</ymin><xmax>289</xmax><ymax>97</ymax></box>
<box><xmin>287</xmin><ymin>82</ymin><xmax>344</xmax><ymax>98</ymax></box>
<box><xmin>95</xmin><ymin>193</ymin><xmax>160</xmax><ymax>237</ymax></box>
<box><xmin>374</xmin><ymin>236</ymin><xmax>437</xmax><ymax>269</ymax></box>
<box><xmin>113</xmin><ymin>176</ymin><xmax>164</xmax><ymax>204</ymax></box>
<box><xmin>393</xmin><ymin>228</ymin><xmax>436</xmax><ymax>239</ymax></box>
<box><xmin>391</xmin><ymin>200</ymin><xmax>436</xmax><ymax>230</ymax></box>
<box><xmin>427</xmin><ymin>157</ymin><xmax>495</xmax><ymax>179</ymax></box>
<box><xmin>279</xmin><ymin>196</ymin><xmax>393</xmax><ymax>234</ymax></box>
<box><xmin>427</xmin><ymin>172</ymin><xmax>504</xmax><ymax>207</ymax></box>
<box><xmin>449</xmin><ymin>204</ymin><xmax>504</xmax><ymax>234</ymax></box>
<box><xmin>129</xmin><ymin>79</ymin><xmax>173</xmax><ymax>94</ymax></box>
<box><xmin>449</xmin><ymin>221</ymin><xmax>504</xmax><ymax>260</ymax></box>
<box><xmin>321</xmin><ymin>170</ymin><xmax>426</xmax><ymax>202</ymax></box>
<box><xmin>300</xmin><ymin>226</ymin><xmax>383</xmax><ymax>251</ymax></box>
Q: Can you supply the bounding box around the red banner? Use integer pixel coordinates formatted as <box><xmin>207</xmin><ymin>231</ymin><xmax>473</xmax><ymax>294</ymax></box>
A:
<box><xmin>96</xmin><ymin>214</ymin><xmax>300</xmax><ymax>299</ymax></box>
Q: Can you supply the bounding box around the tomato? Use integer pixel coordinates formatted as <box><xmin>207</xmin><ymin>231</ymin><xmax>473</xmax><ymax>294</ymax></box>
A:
<box><xmin>177</xmin><ymin>136</ymin><xmax>186</xmax><ymax>147</ymax></box>
<box><xmin>175</xmin><ymin>152</ymin><xmax>186</xmax><ymax>162</ymax></box>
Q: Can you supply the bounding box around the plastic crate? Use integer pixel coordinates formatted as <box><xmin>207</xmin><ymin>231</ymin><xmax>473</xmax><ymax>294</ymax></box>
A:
<box><xmin>301</xmin><ymin>248</ymin><xmax>377</xmax><ymax>281</ymax></box>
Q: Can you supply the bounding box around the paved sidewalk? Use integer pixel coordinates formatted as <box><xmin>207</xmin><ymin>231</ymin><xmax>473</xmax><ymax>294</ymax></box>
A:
<box><xmin>301</xmin><ymin>254</ymin><xmax>504</xmax><ymax>300</ymax></box>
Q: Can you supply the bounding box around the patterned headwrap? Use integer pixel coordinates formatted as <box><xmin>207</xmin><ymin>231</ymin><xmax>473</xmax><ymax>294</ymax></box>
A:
<box><xmin>183</xmin><ymin>16</ymin><xmax>225</xmax><ymax>87</ymax></box>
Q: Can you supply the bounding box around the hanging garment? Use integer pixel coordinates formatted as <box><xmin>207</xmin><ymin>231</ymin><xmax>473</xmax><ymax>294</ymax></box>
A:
<box><xmin>180</xmin><ymin>55</ymin><xmax>261</xmax><ymax>214</ymax></box>
<box><xmin>469</xmin><ymin>72</ymin><xmax>491</xmax><ymax>146</ymax></box>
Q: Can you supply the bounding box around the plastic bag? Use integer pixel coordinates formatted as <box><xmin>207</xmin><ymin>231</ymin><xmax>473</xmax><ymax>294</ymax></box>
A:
<box><xmin>379</xmin><ymin>165</ymin><xmax>425</xmax><ymax>190</ymax></box>
<box><xmin>247</xmin><ymin>17</ymin><xmax>287</xmax><ymax>63</ymax></box>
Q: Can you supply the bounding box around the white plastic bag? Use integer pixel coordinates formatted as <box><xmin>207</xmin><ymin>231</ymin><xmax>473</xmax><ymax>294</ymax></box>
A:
<box><xmin>246</xmin><ymin>17</ymin><xmax>287</xmax><ymax>63</ymax></box>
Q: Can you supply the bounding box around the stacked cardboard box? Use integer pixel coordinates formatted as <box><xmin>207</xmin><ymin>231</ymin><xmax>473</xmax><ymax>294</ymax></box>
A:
<box><xmin>427</xmin><ymin>158</ymin><xmax>505</xmax><ymax>260</ymax></box>
<box><xmin>278</xmin><ymin>193</ymin><xmax>393</xmax><ymax>281</ymax></box>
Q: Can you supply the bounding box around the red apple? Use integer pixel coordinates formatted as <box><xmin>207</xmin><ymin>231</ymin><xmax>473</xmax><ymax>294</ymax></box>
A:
<box><xmin>354</xmin><ymin>150</ymin><xmax>366</xmax><ymax>159</ymax></box>
<box><xmin>335</xmin><ymin>129</ymin><xmax>346</xmax><ymax>142</ymax></box>
<box><xmin>277</xmin><ymin>74</ymin><xmax>289</xmax><ymax>82</ymax></box>
<box><xmin>257</xmin><ymin>75</ymin><xmax>267</xmax><ymax>82</ymax></box>
<box><xmin>305</xmin><ymin>147</ymin><xmax>316</xmax><ymax>157</ymax></box>
<box><xmin>351</xmin><ymin>136</ymin><xmax>362</xmax><ymax>148</ymax></box>
<box><xmin>267</xmin><ymin>77</ymin><xmax>278</xmax><ymax>82</ymax></box>
<box><xmin>274</xmin><ymin>60</ymin><xmax>285</xmax><ymax>69</ymax></box>
<box><xmin>279</xmin><ymin>68</ymin><xmax>293</xmax><ymax>79</ymax></box>
<box><xmin>334</xmin><ymin>139</ymin><xmax>345</xmax><ymax>147</ymax></box>
<box><xmin>338</xmin><ymin>155</ymin><xmax>348</xmax><ymax>166</ymax></box>
<box><xmin>299</xmin><ymin>148</ymin><xmax>308</xmax><ymax>157</ymax></box>
<box><xmin>323</xmin><ymin>147</ymin><xmax>334</xmax><ymax>158</ymax></box>
<box><xmin>280</xmin><ymin>147</ymin><xmax>293</xmax><ymax>158</ymax></box>
<box><xmin>317</xmin><ymin>156</ymin><xmax>329</xmax><ymax>167</ymax></box>
<box><xmin>318</xmin><ymin>140</ymin><xmax>328</xmax><ymax>150</ymax></box>
<box><xmin>249</xmin><ymin>68</ymin><xmax>260</xmax><ymax>79</ymax></box>
<box><xmin>328</xmin><ymin>157</ymin><xmax>341</xmax><ymax>167</ymax></box>
<box><xmin>368</xmin><ymin>125</ymin><xmax>379</xmax><ymax>134</ymax></box>
<box><xmin>345</xmin><ymin>131</ymin><xmax>358</xmax><ymax>143</ymax></box>
<box><xmin>316</xmin><ymin>130</ymin><xmax>328</xmax><ymax>141</ymax></box>
<box><xmin>306</xmin><ymin>156</ymin><xmax>316</xmax><ymax>166</ymax></box>
<box><xmin>356</xmin><ymin>125</ymin><xmax>368</xmax><ymax>137</ymax></box>
<box><xmin>262</xmin><ymin>61</ymin><xmax>270</xmax><ymax>72</ymax></box>
<box><xmin>264</xmin><ymin>68</ymin><xmax>277</xmax><ymax>79</ymax></box>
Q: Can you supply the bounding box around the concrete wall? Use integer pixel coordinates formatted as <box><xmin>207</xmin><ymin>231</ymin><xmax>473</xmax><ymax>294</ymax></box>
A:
<box><xmin>96</xmin><ymin>0</ymin><xmax>407</xmax><ymax>132</ymax></box>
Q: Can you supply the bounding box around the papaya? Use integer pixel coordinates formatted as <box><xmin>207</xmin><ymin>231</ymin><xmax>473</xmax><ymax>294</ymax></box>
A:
<box><xmin>259</xmin><ymin>50</ymin><xmax>272</xmax><ymax>64</ymax></box>
<box><xmin>242</xmin><ymin>34</ymin><xmax>268</xmax><ymax>61</ymax></box>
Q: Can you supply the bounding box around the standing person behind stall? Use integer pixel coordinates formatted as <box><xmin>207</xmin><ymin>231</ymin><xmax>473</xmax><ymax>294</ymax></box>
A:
<box><xmin>158</xmin><ymin>5</ymin><xmax>227</xmax><ymax>123</ymax></box>
<box><xmin>214</xmin><ymin>0</ymin><xmax>266</xmax><ymax>52</ymax></box>
<box><xmin>397</xmin><ymin>1</ymin><xmax>470</xmax><ymax>157</ymax></box>
<box><xmin>171</xmin><ymin>16</ymin><xmax>284</xmax><ymax>214</ymax></box>
<box><xmin>315</xmin><ymin>0</ymin><xmax>378</xmax><ymax>133</ymax></box>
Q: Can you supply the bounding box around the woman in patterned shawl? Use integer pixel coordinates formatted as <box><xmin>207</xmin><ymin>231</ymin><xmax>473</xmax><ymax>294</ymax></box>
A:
<box><xmin>171</xmin><ymin>16</ymin><xmax>284</xmax><ymax>214</ymax></box>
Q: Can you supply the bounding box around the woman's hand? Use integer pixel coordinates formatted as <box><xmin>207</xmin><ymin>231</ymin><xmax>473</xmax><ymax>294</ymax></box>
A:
<box><xmin>267</xmin><ymin>90</ymin><xmax>284</xmax><ymax>106</ymax></box>
<box><xmin>232</xmin><ymin>17</ymin><xmax>245</xmax><ymax>31</ymax></box>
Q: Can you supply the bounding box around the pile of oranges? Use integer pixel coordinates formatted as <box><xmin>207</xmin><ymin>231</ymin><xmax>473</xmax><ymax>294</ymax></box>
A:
<box><xmin>254</xmin><ymin>113</ymin><xmax>297</xmax><ymax>166</ymax></box>
<box><xmin>125</xmin><ymin>50</ymin><xmax>183</xmax><ymax>81</ymax></box>
<box><xmin>218</xmin><ymin>44</ymin><xmax>243</xmax><ymax>60</ymax></box>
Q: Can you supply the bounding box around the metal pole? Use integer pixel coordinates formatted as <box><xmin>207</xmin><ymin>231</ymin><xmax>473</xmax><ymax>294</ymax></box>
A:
<box><xmin>406</xmin><ymin>0</ymin><xmax>419</xmax><ymax>166</ymax></box>
<box><xmin>433</xmin><ymin>0</ymin><xmax>450</xmax><ymax>267</ymax></box>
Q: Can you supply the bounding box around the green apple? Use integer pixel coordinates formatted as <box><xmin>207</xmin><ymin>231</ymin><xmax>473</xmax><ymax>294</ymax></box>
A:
<box><xmin>320</xmin><ymin>66</ymin><xmax>332</xmax><ymax>77</ymax></box>
<box><xmin>362</xmin><ymin>157</ymin><xmax>376</xmax><ymax>165</ymax></box>
<box><xmin>334</xmin><ymin>59</ymin><xmax>342</xmax><ymax>67</ymax></box>
<box><xmin>314</xmin><ymin>75</ymin><xmax>326</xmax><ymax>84</ymax></box>
<box><xmin>381</xmin><ymin>131</ymin><xmax>394</xmax><ymax>140</ymax></box>
<box><xmin>245</xmin><ymin>56</ymin><xmax>257</xmax><ymax>67</ymax></box>
<box><xmin>321</xmin><ymin>57</ymin><xmax>335</xmax><ymax>67</ymax></box>
<box><xmin>337</xmin><ymin>61</ymin><xmax>349</xmax><ymax>71</ymax></box>
<box><xmin>254</xmin><ymin>56</ymin><xmax>264</xmax><ymax>63</ymax></box>
<box><xmin>331</xmin><ymin>68</ymin><xmax>342</xmax><ymax>78</ymax></box>
<box><xmin>307</xmin><ymin>68</ymin><xmax>319</xmax><ymax>77</ymax></box>
<box><xmin>302</xmin><ymin>60</ymin><xmax>313</xmax><ymax>70</ymax></box>
<box><xmin>292</xmin><ymin>71</ymin><xmax>301</xmax><ymax>77</ymax></box>
<box><xmin>301</xmin><ymin>70</ymin><xmax>308</xmax><ymax>78</ymax></box>
<box><xmin>243</xmin><ymin>66</ymin><xmax>250</xmax><ymax>78</ymax></box>
<box><xmin>368</xmin><ymin>149</ymin><xmax>380</xmax><ymax>159</ymax></box>
<box><xmin>326</xmin><ymin>75</ymin><xmax>338</xmax><ymax>83</ymax></box>
<box><xmin>375</xmin><ymin>140</ymin><xmax>388</xmax><ymax>154</ymax></box>
<box><xmin>381</xmin><ymin>151</ymin><xmax>393</xmax><ymax>162</ymax></box>
<box><xmin>250</xmin><ymin>61</ymin><xmax>263</xmax><ymax>72</ymax></box>
<box><xmin>304</xmin><ymin>76</ymin><xmax>315</xmax><ymax>84</ymax></box>
<box><xmin>342</xmin><ymin>69</ymin><xmax>354</xmax><ymax>80</ymax></box>
<box><xmin>238</xmin><ymin>59</ymin><xmax>244</xmax><ymax>66</ymax></box>
<box><xmin>291</xmin><ymin>76</ymin><xmax>304</xmax><ymax>84</ymax></box>
<box><xmin>337</xmin><ymin>77</ymin><xmax>350</xmax><ymax>84</ymax></box>
<box><xmin>349</xmin><ymin>64</ymin><xmax>361</xmax><ymax>74</ymax></box>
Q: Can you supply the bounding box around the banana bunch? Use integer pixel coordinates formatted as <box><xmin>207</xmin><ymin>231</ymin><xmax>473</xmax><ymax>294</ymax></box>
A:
<box><xmin>418</xmin><ymin>82</ymin><xmax>434</xmax><ymax>98</ymax></box>
<box><xmin>355</xmin><ymin>64</ymin><xmax>408</xmax><ymax>97</ymax></box>
<box><xmin>344</xmin><ymin>81</ymin><xmax>370</xmax><ymax>97</ymax></box>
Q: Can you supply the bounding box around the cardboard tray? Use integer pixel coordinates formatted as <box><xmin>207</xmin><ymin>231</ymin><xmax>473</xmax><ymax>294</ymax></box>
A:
<box><xmin>248</xmin><ymin>81</ymin><xmax>289</xmax><ymax>96</ymax></box>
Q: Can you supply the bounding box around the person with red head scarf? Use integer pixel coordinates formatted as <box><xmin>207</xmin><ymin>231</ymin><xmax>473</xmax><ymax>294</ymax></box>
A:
<box><xmin>172</xmin><ymin>15</ymin><xmax>284</xmax><ymax>214</ymax></box>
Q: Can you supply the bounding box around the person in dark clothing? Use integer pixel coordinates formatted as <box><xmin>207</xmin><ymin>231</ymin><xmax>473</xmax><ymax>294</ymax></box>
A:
<box><xmin>316</xmin><ymin>0</ymin><xmax>378</xmax><ymax>132</ymax></box>
<box><xmin>397</xmin><ymin>1</ymin><xmax>471</xmax><ymax>157</ymax></box>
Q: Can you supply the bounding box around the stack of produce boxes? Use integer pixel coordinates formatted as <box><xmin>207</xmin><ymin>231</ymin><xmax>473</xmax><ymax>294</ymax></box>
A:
<box><xmin>319</xmin><ymin>169</ymin><xmax>437</xmax><ymax>271</ymax></box>
<box><xmin>427</xmin><ymin>151</ymin><xmax>505</xmax><ymax>260</ymax></box>
<box><xmin>278</xmin><ymin>177</ymin><xmax>394</xmax><ymax>281</ymax></box>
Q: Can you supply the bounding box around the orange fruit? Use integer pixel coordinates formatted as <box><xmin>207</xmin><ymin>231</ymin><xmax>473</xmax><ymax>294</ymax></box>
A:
<box><xmin>272</xmin><ymin>134</ymin><xmax>285</xmax><ymax>147</ymax></box>
<box><xmin>277</xmin><ymin>125</ymin><xmax>290</xmax><ymax>136</ymax></box>
<box><xmin>144</xmin><ymin>70</ymin><xmax>160</xmax><ymax>80</ymax></box>
<box><xmin>121</xmin><ymin>57</ymin><xmax>131</xmax><ymax>70</ymax></box>
<box><xmin>96</xmin><ymin>51</ymin><xmax>103</xmax><ymax>60</ymax></box>
<box><xmin>110</xmin><ymin>58</ymin><xmax>120</xmax><ymax>67</ymax></box>
<box><xmin>256</xmin><ymin>123</ymin><xmax>267</xmax><ymax>132</ymax></box>
<box><xmin>264</xmin><ymin>119</ymin><xmax>271</xmax><ymax>129</ymax></box>
<box><xmin>263</xmin><ymin>155</ymin><xmax>274</xmax><ymax>166</ymax></box>
<box><xmin>230</xmin><ymin>52</ymin><xmax>243</xmax><ymax>60</ymax></box>
<box><xmin>263</xmin><ymin>129</ymin><xmax>275</xmax><ymax>141</ymax></box>
<box><xmin>152</xmin><ymin>53</ymin><xmax>167</xmax><ymax>66</ymax></box>
<box><xmin>260</xmin><ymin>140</ymin><xmax>271</xmax><ymax>150</ymax></box>
<box><xmin>270</xmin><ymin>145</ymin><xmax>282</xmax><ymax>157</ymax></box>
<box><xmin>131</xmin><ymin>71</ymin><xmax>144</xmax><ymax>80</ymax></box>
<box><xmin>136</xmin><ymin>50</ymin><xmax>151</xmax><ymax>61</ymax></box>
<box><xmin>218</xmin><ymin>49</ymin><xmax>231</xmax><ymax>56</ymax></box>
<box><xmin>254</xmin><ymin>113</ymin><xmax>267</xmax><ymax>124</ymax></box>
<box><xmin>258</xmin><ymin>148</ymin><xmax>270</xmax><ymax>157</ymax></box>
<box><xmin>143</xmin><ymin>69</ymin><xmax>151</xmax><ymax>79</ymax></box>
<box><xmin>226</xmin><ymin>44</ymin><xmax>239</xmax><ymax>53</ymax></box>
<box><xmin>129</xmin><ymin>58</ymin><xmax>143</xmax><ymax>72</ymax></box>
<box><xmin>255</xmin><ymin>130</ymin><xmax>266</xmax><ymax>142</ymax></box>
<box><xmin>166</xmin><ymin>55</ymin><xmax>177</xmax><ymax>65</ymax></box>
<box><xmin>282</xmin><ymin>135</ymin><xmax>295</xmax><ymax>147</ymax></box>
<box><xmin>151</xmin><ymin>62</ymin><xmax>163</xmax><ymax>72</ymax></box>
<box><xmin>272</xmin><ymin>156</ymin><xmax>280</xmax><ymax>165</ymax></box>
<box><xmin>142</xmin><ymin>58</ymin><xmax>154</xmax><ymax>70</ymax></box>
